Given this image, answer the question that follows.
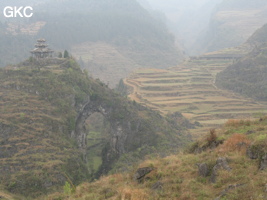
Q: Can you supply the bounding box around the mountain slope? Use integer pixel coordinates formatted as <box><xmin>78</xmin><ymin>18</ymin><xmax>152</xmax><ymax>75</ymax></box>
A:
<box><xmin>46</xmin><ymin>117</ymin><xmax>267</xmax><ymax>200</ymax></box>
<box><xmin>0</xmin><ymin>0</ymin><xmax>183</xmax><ymax>87</ymax></box>
<box><xmin>216</xmin><ymin>24</ymin><xmax>267</xmax><ymax>101</ymax></box>
<box><xmin>193</xmin><ymin>0</ymin><xmax>267</xmax><ymax>54</ymax></box>
<box><xmin>0</xmin><ymin>58</ymin><xmax>189</xmax><ymax>198</ymax></box>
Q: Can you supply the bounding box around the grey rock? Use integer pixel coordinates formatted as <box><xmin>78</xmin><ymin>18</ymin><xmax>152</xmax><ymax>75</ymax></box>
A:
<box><xmin>246</xmin><ymin>130</ymin><xmax>254</xmax><ymax>135</ymax></box>
<box><xmin>133</xmin><ymin>167</ymin><xmax>154</xmax><ymax>182</ymax></box>
<box><xmin>210</xmin><ymin>157</ymin><xmax>231</xmax><ymax>183</ymax></box>
<box><xmin>197</xmin><ymin>163</ymin><xmax>209</xmax><ymax>177</ymax></box>
<box><xmin>260</xmin><ymin>154</ymin><xmax>267</xmax><ymax>170</ymax></box>
<box><xmin>43</xmin><ymin>181</ymin><xmax>53</xmax><ymax>188</ymax></box>
<box><xmin>151</xmin><ymin>181</ymin><xmax>163</xmax><ymax>191</ymax></box>
<box><xmin>194</xmin><ymin>147</ymin><xmax>203</xmax><ymax>154</ymax></box>
<box><xmin>214</xmin><ymin>184</ymin><xmax>245</xmax><ymax>200</ymax></box>
<box><xmin>246</xmin><ymin>147</ymin><xmax>259</xmax><ymax>159</ymax></box>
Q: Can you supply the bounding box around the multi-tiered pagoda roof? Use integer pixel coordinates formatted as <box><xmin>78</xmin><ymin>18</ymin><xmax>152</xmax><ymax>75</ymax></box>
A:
<box><xmin>30</xmin><ymin>39</ymin><xmax>53</xmax><ymax>59</ymax></box>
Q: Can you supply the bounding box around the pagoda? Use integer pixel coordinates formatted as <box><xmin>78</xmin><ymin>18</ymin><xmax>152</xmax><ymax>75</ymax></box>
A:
<box><xmin>30</xmin><ymin>39</ymin><xmax>53</xmax><ymax>59</ymax></box>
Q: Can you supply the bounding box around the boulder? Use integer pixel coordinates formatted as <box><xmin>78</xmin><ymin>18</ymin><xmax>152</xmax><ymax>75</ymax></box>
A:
<box><xmin>246</xmin><ymin>147</ymin><xmax>259</xmax><ymax>159</ymax></box>
<box><xmin>214</xmin><ymin>184</ymin><xmax>245</xmax><ymax>200</ymax></box>
<box><xmin>260</xmin><ymin>154</ymin><xmax>267</xmax><ymax>170</ymax></box>
<box><xmin>133</xmin><ymin>167</ymin><xmax>154</xmax><ymax>183</ymax></box>
<box><xmin>197</xmin><ymin>163</ymin><xmax>209</xmax><ymax>177</ymax></box>
<box><xmin>210</xmin><ymin>157</ymin><xmax>231</xmax><ymax>183</ymax></box>
<box><xmin>245</xmin><ymin>130</ymin><xmax>255</xmax><ymax>135</ymax></box>
<box><xmin>151</xmin><ymin>181</ymin><xmax>163</xmax><ymax>191</ymax></box>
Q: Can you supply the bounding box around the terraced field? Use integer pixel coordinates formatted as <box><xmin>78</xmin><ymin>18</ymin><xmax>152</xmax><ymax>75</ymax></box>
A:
<box><xmin>125</xmin><ymin>57</ymin><xmax>267</xmax><ymax>137</ymax></box>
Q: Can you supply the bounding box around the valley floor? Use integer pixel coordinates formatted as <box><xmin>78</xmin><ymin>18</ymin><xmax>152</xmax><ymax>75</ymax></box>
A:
<box><xmin>124</xmin><ymin>57</ymin><xmax>267</xmax><ymax>138</ymax></box>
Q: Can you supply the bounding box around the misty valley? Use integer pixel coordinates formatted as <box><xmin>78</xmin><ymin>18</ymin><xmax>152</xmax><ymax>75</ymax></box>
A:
<box><xmin>0</xmin><ymin>0</ymin><xmax>267</xmax><ymax>199</ymax></box>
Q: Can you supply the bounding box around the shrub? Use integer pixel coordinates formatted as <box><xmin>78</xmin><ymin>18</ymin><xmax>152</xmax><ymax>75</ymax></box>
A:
<box><xmin>219</xmin><ymin>134</ymin><xmax>251</xmax><ymax>153</ymax></box>
<box><xmin>63</xmin><ymin>181</ymin><xmax>72</xmax><ymax>195</ymax></box>
<box><xmin>207</xmin><ymin>129</ymin><xmax>217</xmax><ymax>144</ymax></box>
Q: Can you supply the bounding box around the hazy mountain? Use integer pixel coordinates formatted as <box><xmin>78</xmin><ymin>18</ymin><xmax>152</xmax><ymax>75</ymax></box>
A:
<box><xmin>0</xmin><ymin>0</ymin><xmax>183</xmax><ymax>87</ymax></box>
<box><xmin>247</xmin><ymin>23</ymin><xmax>267</xmax><ymax>46</ymax></box>
<box><xmin>193</xmin><ymin>0</ymin><xmax>267</xmax><ymax>54</ymax></box>
<box><xmin>142</xmin><ymin>0</ymin><xmax>222</xmax><ymax>54</ymax></box>
<box><xmin>216</xmin><ymin>23</ymin><xmax>267</xmax><ymax>101</ymax></box>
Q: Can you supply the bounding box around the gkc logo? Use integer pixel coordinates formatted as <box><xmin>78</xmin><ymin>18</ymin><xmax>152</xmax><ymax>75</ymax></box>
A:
<box><xmin>3</xmin><ymin>6</ymin><xmax>33</xmax><ymax>18</ymax></box>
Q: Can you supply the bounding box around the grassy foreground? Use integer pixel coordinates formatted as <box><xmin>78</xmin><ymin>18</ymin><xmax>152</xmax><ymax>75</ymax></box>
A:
<box><xmin>45</xmin><ymin>117</ymin><xmax>267</xmax><ymax>200</ymax></box>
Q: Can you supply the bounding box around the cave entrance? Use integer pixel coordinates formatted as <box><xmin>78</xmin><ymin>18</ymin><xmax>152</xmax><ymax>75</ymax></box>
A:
<box><xmin>84</xmin><ymin>112</ymin><xmax>110</xmax><ymax>175</ymax></box>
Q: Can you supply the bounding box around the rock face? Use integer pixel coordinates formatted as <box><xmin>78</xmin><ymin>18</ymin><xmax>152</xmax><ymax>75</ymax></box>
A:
<box><xmin>197</xmin><ymin>163</ymin><xmax>209</xmax><ymax>177</ymax></box>
<box><xmin>74</xmin><ymin>93</ymin><xmax>186</xmax><ymax>176</ymax></box>
<box><xmin>133</xmin><ymin>167</ymin><xmax>154</xmax><ymax>183</ymax></box>
<box><xmin>73</xmin><ymin>76</ymin><xmax>189</xmax><ymax>177</ymax></box>
<box><xmin>210</xmin><ymin>157</ymin><xmax>231</xmax><ymax>183</ymax></box>
<box><xmin>74</xmin><ymin>97</ymin><xmax>133</xmax><ymax>170</ymax></box>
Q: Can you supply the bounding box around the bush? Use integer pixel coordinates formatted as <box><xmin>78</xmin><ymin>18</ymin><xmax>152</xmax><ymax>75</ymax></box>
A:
<box><xmin>219</xmin><ymin>134</ymin><xmax>251</xmax><ymax>153</ymax></box>
<box><xmin>207</xmin><ymin>129</ymin><xmax>217</xmax><ymax>144</ymax></box>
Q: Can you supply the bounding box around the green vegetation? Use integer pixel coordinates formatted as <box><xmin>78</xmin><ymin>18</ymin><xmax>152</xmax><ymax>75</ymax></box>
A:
<box><xmin>63</xmin><ymin>50</ymin><xmax>69</xmax><ymax>58</ymax></box>
<box><xmin>45</xmin><ymin>117</ymin><xmax>267</xmax><ymax>200</ymax></box>
<box><xmin>0</xmin><ymin>57</ymin><xmax>189</xmax><ymax>198</ymax></box>
<box><xmin>0</xmin><ymin>58</ymin><xmax>92</xmax><ymax>198</ymax></box>
<box><xmin>216</xmin><ymin>34</ymin><xmax>267</xmax><ymax>101</ymax></box>
<box><xmin>216</xmin><ymin>23</ymin><xmax>267</xmax><ymax>102</ymax></box>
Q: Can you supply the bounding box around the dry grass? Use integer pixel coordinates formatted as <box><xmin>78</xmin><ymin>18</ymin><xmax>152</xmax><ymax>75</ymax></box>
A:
<box><xmin>218</xmin><ymin>134</ymin><xmax>251</xmax><ymax>154</ymax></box>
<box><xmin>225</xmin><ymin>119</ymin><xmax>252</xmax><ymax>127</ymax></box>
<box><xmin>207</xmin><ymin>129</ymin><xmax>217</xmax><ymax>144</ymax></box>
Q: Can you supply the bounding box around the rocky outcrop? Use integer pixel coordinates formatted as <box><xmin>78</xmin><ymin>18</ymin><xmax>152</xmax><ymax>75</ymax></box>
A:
<box><xmin>133</xmin><ymin>167</ymin><xmax>154</xmax><ymax>183</ymax></box>
<box><xmin>260</xmin><ymin>154</ymin><xmax>267</xmax><ymax>170</ymax></box>
<box><xmin>192</xmin><ymin>139</ymin><xmax>224</xmax><ymax>154</ymax></box>
<box><xmin>214</xmin><ymin>184</ymin><xmax>245</xmax><ymax>200</ymax></box>
<box><xmin>210</xmin><ymin>157</ymin><xmax>231</xmax><ymax>183</ymax></box>
<box><xmin>151</xmin><ymin>181</ymin><xmax>163</xmax><ymax>191</ymax></box>
<box><xmin>246</xmin><ymin>146</ymin><xmax>259</xmax><ymax>159</ymax></box>
<box><xmin>74</xmin><ymin>97</ymin><xmax>144</xmax><ymax>175</ymax></box>
<box><xmin>73</xmin><ymin>89</ymin><xmax>186</xmax><ymax>177</ymax></box>
<box><xmin>197</xmin><ymin>163</ymin><xmax>209</xmax><ymax>177</ymax></box>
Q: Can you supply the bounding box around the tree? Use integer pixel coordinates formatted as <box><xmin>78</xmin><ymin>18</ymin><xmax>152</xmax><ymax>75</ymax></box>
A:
<box><xmin>64</xmin><ymin>50</ymin><xmax>69</xmax><ymax>58</ymax></box>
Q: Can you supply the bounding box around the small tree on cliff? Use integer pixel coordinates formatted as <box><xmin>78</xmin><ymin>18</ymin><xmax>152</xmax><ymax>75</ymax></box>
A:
<box><xmin>64</xmin><ymin>50</ymin><xmax>69</xmax><ymax>58</ymax></box>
